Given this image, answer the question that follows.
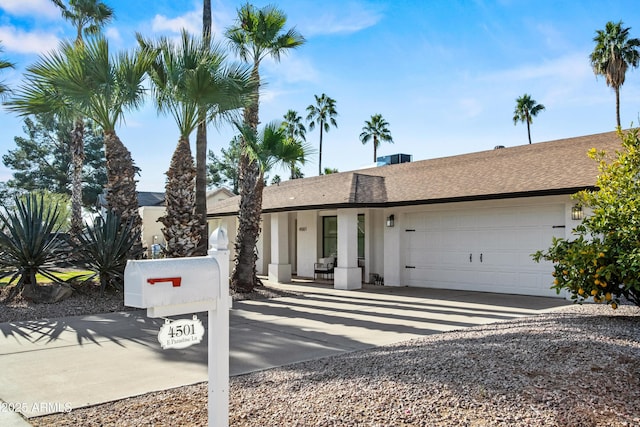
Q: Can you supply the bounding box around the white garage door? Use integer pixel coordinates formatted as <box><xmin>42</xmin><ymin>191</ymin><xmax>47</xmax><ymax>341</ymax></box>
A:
<box><xmin>402</xmin><ymin>204</ymin><xmax>565</xmax><ymax>297</ymax></box>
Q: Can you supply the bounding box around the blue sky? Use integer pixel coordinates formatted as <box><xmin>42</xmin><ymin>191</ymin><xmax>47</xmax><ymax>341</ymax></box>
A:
<box><xmin>0</xmin><ymin>0</ymin><xmax>639</xmax><ymax>191</ymax></box>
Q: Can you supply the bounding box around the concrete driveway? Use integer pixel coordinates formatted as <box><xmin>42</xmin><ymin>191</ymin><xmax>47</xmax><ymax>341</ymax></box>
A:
<box><xmin>0</xmin><ymin>280</ymin><xmax>570</xmax><ymax>424</ymax></box>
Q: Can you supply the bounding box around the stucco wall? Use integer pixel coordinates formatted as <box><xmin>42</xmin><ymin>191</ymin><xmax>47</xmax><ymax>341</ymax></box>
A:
<box><xmin>296</xmin><ymin>210</ymin><xmax>318</xmax><ymax>278</ymax></box>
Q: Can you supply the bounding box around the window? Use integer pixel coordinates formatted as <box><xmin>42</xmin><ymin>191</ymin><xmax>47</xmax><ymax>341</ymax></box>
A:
<box><xmin>322</xmin><ymin>214</ymin><xmax>365</xmax><ymax>259</ymax></box>
<box><xmin>322</xmin><ymin>216</ymin><xmax>337</xmax><ymax>257</ymax></box>
<box><xmin>358</xmin><ymin>214</ymin><xmax>364</xmax><ymax>259</ymax></box>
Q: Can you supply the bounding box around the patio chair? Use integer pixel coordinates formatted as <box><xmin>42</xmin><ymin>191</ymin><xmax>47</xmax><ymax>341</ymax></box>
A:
<box><xmin>314</xmin><ymin>257</ymin><xmax>335</xmax><ymax>280</ymax></box>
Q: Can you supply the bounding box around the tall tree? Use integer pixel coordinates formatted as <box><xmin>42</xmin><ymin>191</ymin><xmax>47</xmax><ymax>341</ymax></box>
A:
<box><xmin>51</xmin><ymin>0</ymin><xmax>114</xmax><ymax>41</ymax></box>
<box><xmin>41</xmin><ymin>0</ymin><xmax>113</xmax><ymax>238</ymax></box>
<box><xmin>238</xmin><ymin>120</ymin><xmax>308</xmax><ymax>191</ymax></box>
<box><xmin>306</xmin><ymin>93</ymin><xmax>338</xmax><ymax>175</ymax></box>
<box><xmin>281</xmin><ymin>109</ymin><xmax>307</xmax><ymax>179</ymax></box>
<box><xmin>8</xmin><ymin>37</ymin><xmax>153</xmax><ymax>257</ymax></box>
<box><xmin>2</xmin><ymin>113</ymin><xmax>106</xmax><ymax>207</ymax></box>
<box><xmin>359</xmin><ymin>113</ymin><xmax>393</xmax><ymax>163</ymax></box>
<box><xmin>226</xmin><ymin>3</ymin><xmax>305</xmax><ymax>292</ymax></box>
<box><xmin>0</xmin><ymin>43</ymin><xmax>15</xmax><ymax>98</ymax></box>
<box><xmin>590</xmin><ymin>21</ymin><xmax>640</xmax><ymax>128</ymax></box>
<box><xmin>513</xmin><ymin>94</ymin><xmax>545</xmax><ymax>144</ymax></box>
<box><xmin>207</xmin><ymin>135</ymin><xmax>242</xmax><ymax>194</ymax></box>
<box><xmin>194</xmin><ymin>0</ymin><xmax>213</xmax><ymax>254</ymax></box>
<box><xmin>139</xmin><ymin>31</ymin><xmax>253</xmax><ymax>257</ymax></box>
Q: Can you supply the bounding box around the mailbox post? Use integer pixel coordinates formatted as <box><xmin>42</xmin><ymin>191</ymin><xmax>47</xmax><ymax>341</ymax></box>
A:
<box><xmin>124</xmin><ymin>228</ymin><xmax>231</xmax><ymax>427</ymax></box>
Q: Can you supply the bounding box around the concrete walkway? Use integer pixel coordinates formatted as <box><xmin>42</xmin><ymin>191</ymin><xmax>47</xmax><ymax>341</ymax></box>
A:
<box><xmin>0</xmin><ymin>281</ymin><xmax>570</xmax><ymax>424</ymax></box>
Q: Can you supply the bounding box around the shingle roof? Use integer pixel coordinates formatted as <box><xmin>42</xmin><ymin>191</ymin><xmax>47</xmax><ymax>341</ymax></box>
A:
<box><xmin>137</xmin><ymin>192</ymin><xmax>165</xmax><ymax>207</ymax></box>
<box><xmin>207</xmin><ymin>130</ymin><xmax>623</xmax><ymax>216</ymax></box>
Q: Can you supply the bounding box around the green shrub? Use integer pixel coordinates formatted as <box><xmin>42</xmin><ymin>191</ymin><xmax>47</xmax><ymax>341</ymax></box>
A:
<box><xmin>534</xmin><ymin>128</ymin><xmax>640</xmax><ymax>308</ymax></box>
<box><xmin>0</xmin><ymin>193</ymin><xmax>68</xmax><ymax>301</ymax></box>
<box><xmin>74</xmin><ymin>210</ymin><xmax>143</xmax><ymax>294</ymax></box>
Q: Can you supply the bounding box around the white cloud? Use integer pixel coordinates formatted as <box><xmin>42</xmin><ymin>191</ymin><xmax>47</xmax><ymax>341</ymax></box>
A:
<box><xmin>105</xmin><ymin>27</ymin><xmax>120</xmax><ymax>42</ymax></box>
<box><xmin>481</xmin><ymin>52</ymin><xmax>591</xmax><ymax>83</ymax></box>
<box><xmin>151</xmin><ymin>10</ymin><xmax>200</xmax><ymax>35</ymax></box>
<box><xmin>264</xmin><ymin>54</ymin><xmax>319</xmax><ymax>84</ymax></box>
<box><xmin>0</xmin><ymin>0</ymin><xmax>60</xmax><ymax>19</ymax></box>
<box><xmin>260</xmin><ymin>88</ymin><xmax>279</xmax><ymax>104</ymax></box>
<box><xmin>301</xmin><ymin>2</ymin><xmax>383</xmax><ymax>36</ymax></box>
<box><xmin>0</xmin><ymin>25</ymin><xmax>59</xmax><ymax>54</ymax></box>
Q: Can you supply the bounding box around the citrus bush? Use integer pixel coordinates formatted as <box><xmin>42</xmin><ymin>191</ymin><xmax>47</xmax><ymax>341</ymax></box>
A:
<box><xmin>533</xmin><ymin>128</ymin><xmax>640</xmax><ymax>308</ymax></box>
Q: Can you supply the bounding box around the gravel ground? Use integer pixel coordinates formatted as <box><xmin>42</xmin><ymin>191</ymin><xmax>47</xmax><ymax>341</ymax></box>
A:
<box><xmin>3</xmin><ymin>286</ymin><xmax>639</xmax><ymax>426</ymax></box>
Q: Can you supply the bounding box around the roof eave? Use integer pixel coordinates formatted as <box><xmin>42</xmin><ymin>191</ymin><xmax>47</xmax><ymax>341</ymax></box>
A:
<box><xmin>206</xmin><ymin>186</ymin><xmax>596</xmax><ymax>218</ymax></box>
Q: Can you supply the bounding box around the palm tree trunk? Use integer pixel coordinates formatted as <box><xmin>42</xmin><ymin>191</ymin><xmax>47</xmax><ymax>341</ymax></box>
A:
<box><xmin>103</xmin><ymin>130</ymin><xmax>143</xmax><ymax>258</ymax></box>
<box><xmin>615</xmin><ymin>86</ymin><xmax>621</xmax><ymax>128</ymax></box>
<box><xmin>231</xmin><ymin>153</ymin><xmax>262</xmax><ymax>292</ymax></box>
<box><xmin>527</xmin><ymin>121</ymin><xmax>532</xmax><ymax>144</ymax></box>
<box><xmin>195</xmin><ymin>1</ymin><xmax>212</xmax><ymax>255</ymax></box>
<box><xmin>203</xmin><ymin>0</ymin><xmax>211</xmax><ymax>43</ymax></box>
<box><xmin>373</xmin><ymin>135</ymin><xmax>378</xmax><ymax>162</ymax></box>
<box><xmin>70</xmin><ymin>117</ymin><xmax>85</xmax><ymax>240</ymax></box>
<box><xmin>318</xmin><ymin>124</ymin><xmax>324</xmax><ymax>175</ymax></box>
<box><xmin>231</xmin><ymin>62</ymin><xmax>262</xmax><ymax>292</ymax></box>
<box><xmin>244</xmin><ymin>65</ymin><xmax>260</xmax><ymax>131</ymax></box>
<box><xmin>160</xmin><ymin>137</ymin><xmax>201</xmax><ymax>258</ymax></box>
<box><xmin>195</xmin><ymin>117</ymin><xmax>208</xmax><ymax>255</ymax></box>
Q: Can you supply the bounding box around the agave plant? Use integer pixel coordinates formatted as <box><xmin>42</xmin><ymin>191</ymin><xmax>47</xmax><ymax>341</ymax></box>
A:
<box><xmin>0</xmin><ymin>194</ymin><xmax>70</xmax><ymax>302</ymax></box>
<box><xmin>74</xmin><ymin>211</ymin><xmax>143</xmax><ymax>294</ymax></box>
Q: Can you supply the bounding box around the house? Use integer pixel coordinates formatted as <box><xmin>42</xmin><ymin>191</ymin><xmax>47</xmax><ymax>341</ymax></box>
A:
<box><xmin>207</xmin><ymin>131</ymin><xmax>622</xmax><ymax>298</ymax></box>
<box><xmin>99</xmin><ymin>188</ymin><xmax>235</xmax><ymax>257</ymax></box>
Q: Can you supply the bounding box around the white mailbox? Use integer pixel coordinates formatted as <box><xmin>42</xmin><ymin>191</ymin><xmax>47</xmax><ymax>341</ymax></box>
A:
<box><xmin>124</xmin><ymin>255</ymin><xmax>220</xmax><ymax>318</ymax></box>
<box><xmin>124</xmin><ymin>227</ymin><xmax>231</xmax><ymax>427</ymax></box>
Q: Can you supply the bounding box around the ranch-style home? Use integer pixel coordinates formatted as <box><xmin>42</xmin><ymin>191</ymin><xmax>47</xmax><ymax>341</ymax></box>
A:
<box><xmin>207</xmin><ymin>131</ymin><xmax>622</xmax><ymax>298</ymax></box>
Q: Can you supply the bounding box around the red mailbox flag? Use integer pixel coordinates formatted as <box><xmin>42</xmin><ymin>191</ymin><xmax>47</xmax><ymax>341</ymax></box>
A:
<box><xmin>147</xmin><ymin>277</ymin><xmax>182</xmax><ymax>287</ymax></box>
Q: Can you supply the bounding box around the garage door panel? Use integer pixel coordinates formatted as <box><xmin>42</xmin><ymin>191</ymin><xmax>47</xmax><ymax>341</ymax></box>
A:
<box><xmin>402</xmin><ymin>204</ymin><xmax>565</xmax><ymax>297</ymax></box>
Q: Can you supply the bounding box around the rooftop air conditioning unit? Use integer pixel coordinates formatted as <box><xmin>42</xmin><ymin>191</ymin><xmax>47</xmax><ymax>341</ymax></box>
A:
<box><xmin>376</xmin><ymin>153</ymin><xmax>412</xmax><ymax>166</ymax></box>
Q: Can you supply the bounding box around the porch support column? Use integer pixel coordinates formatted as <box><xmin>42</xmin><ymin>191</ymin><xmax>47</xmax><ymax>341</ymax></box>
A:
<box><xmin>334</xmin><ymin>209</ymin><xmax>362</xmax><ymax>290</ymax></box>
<box><xmin>268</xmin><ymin>212</ymin><xmax>291</xmax><ymax>283</ymax></box>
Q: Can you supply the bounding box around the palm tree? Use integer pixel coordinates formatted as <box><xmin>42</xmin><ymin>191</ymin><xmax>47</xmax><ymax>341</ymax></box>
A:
<box><xmin>231</xmin><ymin>121</ymin><xmax>307</xmax><ymax>292</ymax></box>
<box><xmin>281</xmin><ymin>109</ymin><xmax>306</xmax><ymax>179</ymax></box>
<box><xmin>9</xmin><ymin>37</ymin><xmax>153</xmax><ymax>257</ymax></box>
<box><xmin>139</xmin><ymin>31</ymin><xmax>254</xmax><ymax>257</ymax></box>
<box><xmin>306</xmin><ymin>93</ymin><xmax>338</xmax><ymax>175</ymax></box>
<box><xmin>513</xmin><ymin>94</ymin><xmax>545</xmax><ymax>144</ymax></box>
<box><xmin>50</xmin><ymin>0</ymin><xmax>114</xmax><ymax>239</ymax></box>
<box><xmin>590</xmin><ymin>21</ymin><xmax>640</xmax><ymax>128</ymax></box>
<box><xmin>241</xmin><ymin>121</ymin><xmax>307</xmax><ymax>181</ymax></box>
<box><xmin>51</xmin><ymin>0</ymin><xmax>114</xmax><ymax>42</ymax></box>
<box><xmin>0</xmin><ymin>43</ymin><xmax>15</xmax><ymax>99</ymax></box>
<box><xmin>226</xmin><ymin>3</ymin><xmax>305</xmax><ymax>293</ymax></box>
<box><xmin>194</xmin><ymin>0</ymin><xmax>213</xmax><ymax>255</ymax></box>
<box><xmin>360</xmin><ymin>114</ymin><xmax>393</xmax><ymax>163</ymax></box>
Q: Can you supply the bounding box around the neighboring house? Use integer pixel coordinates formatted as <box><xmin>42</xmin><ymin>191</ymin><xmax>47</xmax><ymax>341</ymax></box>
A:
<box><xmin>137</xmin><ymin>192</ymin><xmax>165</xmax><ymax>257</ymax></box>
<box><xmin>208</xmin><ymin>131</ymin><xmax>623</xmax><ymax>298</ymax></box>
<box><xmin>98</xmin><ymin>188</ymin><xmax>234</xmax><ymax>257</ymax></box>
